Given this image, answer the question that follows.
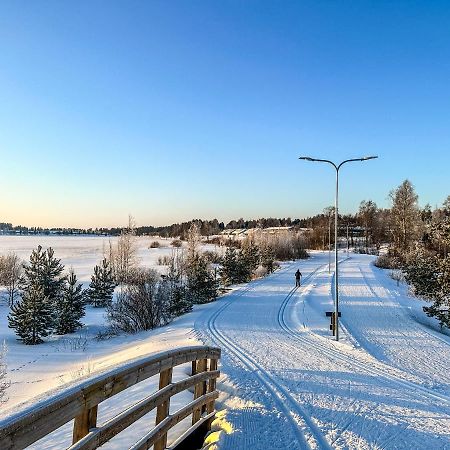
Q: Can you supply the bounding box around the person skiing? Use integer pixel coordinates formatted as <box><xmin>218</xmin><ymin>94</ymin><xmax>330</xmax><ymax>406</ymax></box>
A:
<box><xmin>295</xmin><ymin>269</ymin><xmax>302</xmax><ymax>287</ymax></box>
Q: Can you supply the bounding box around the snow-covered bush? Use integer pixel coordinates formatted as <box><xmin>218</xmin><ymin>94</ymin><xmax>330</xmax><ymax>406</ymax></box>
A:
<box><xmin>374</xmin><ymin>254</ymin><xmax>399</xmax><ymax>269</ymax></box>
<box><xmin>107</xmin><ymin>269</ymin><xmax>170</xmax><ymax>333</ymax></box>
<box><xmin>149</xmin><ymin>240</ymin><xmax>161</xmax><ymax>248</ymax></box>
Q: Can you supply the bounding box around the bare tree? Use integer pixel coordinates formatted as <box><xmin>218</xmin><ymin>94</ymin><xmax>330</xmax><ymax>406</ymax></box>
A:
<box><xmin>0</xmin><ymin>253</ymin><xmax>23</xmax><ymax>306</ymax></box>
<box><xmin>109</xmin><ymin>215</ymin><xmax>139</xmax><ymax>283</ymax></box>
<box><xmin>358</xmin><ymin>200</ymin><xmax>378</xmax><ymax>252</ymax></box>
<box><xmin>186</xmin><ymin>222</ymin><xmax>201</xmax><ymax>261</ymax></box>
<box><xmin>389</xmin><ymin>180</ymin><xmax>420</xmax><ymax>255</ymax></box>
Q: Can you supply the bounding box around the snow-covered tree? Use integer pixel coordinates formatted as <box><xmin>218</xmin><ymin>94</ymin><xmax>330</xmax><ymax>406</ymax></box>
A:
<box><xmin>9</xmin><ymin>246</ymin><xmax>66</xmax><ymax>342</ymax></box>
<box><xmin>88</xmin><ymin>258</ymin><xmax>116</xmax><ymax>307</ymax></box>
<box><xmin>54</xmin><ymin>269</ymin><xmax>85</xmax><ymax>334</ymax></box>
<box><xmin>8</xmin><ymin>284</ymin><xmax>53</xmax><ymax>344</ymax></box>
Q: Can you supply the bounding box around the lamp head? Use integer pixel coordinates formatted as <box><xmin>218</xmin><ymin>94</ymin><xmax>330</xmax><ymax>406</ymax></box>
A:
<box><xmin>298</xmin><ymin>156</ymin><xmax>315</xmax><ymax>161</ymax></box>
<box><xmin>361</xmin><ymin>156</ymin><xmax>378</xmax><ymax>161</ymax></box>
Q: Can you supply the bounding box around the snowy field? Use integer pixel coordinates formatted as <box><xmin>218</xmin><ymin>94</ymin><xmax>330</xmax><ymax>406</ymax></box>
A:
<box><xmin>0</xmin><ymin>237</ymin><xmax>449</xmax><ymax>449</ymax></box>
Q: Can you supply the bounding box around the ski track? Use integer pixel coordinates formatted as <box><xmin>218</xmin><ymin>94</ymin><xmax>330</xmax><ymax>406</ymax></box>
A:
<box><xmin>282</xmin><ymin>264</ymin><xmax>450</xmax><ymax>406</ymax></box>
<box><xmin>195</xmin><ymin>253</ymin><xmax>450</xmax><ymax>449</ymax></box>
<box><xmin>339</xmin><ymin>258</ymin><xmax>450</xmax><ymax>394</ymax></box>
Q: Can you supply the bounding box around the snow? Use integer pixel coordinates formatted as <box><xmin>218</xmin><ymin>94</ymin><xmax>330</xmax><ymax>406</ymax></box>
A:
<box><xmin>0</xmin><ymin>238</ymin><xmax>449</xmax><ymax>448</ymax></box>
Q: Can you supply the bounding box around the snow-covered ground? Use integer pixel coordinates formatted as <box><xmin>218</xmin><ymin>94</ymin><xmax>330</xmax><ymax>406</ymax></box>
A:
<box><xmin>195</xmin><ymin>252</ymin><xmax>450</xmax><ymax>449</ymax></box>
<box><xmin>1</xmin><ymin>239</ymin><xmax>449</xmax><ymax>449</ymax></box>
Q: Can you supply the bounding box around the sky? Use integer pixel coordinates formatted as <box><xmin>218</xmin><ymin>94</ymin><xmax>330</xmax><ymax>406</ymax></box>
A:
<box><xmin>1</xmin><ymin>1</ymin><xmax>450</xmax><ymax>228</ymax></box>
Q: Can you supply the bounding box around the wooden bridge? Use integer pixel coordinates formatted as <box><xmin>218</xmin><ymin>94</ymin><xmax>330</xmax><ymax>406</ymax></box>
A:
<box><xmin>0</xmin><ymin>346</ymin><xmax>221</xmax><ymax>450</ymax></box>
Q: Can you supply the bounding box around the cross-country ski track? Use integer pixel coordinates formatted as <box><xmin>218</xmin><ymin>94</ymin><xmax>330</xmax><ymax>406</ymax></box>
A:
<box><xmin>194</xmin><ymin>252</ymin><xmax>450</xmax><ymax>449</ymax></box>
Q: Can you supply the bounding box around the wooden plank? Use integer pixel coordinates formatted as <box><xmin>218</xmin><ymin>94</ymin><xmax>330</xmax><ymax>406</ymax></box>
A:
<box><xmin>0</xmin><ymin>346</ymin><xmax>220</xmax><ymax>450</ymax></box>
<box><xmin>192</xmin><ymin>359</ymin><xmax>208</xmax><ymax>425</ymax></box>
<box><xmin>69</xmin><ymin>371</ymin><xmax>220</xmax><ymax>450</ymax></box>
<box><xmin>154</xmin><ymin>368</ymin><xmax>173</xmax><ymax>450</ymax></box>
<box><xmin>130</xmin><ymin>391</ymin><xmax>219</xmax><ymax>450</ymax></box>
<box><xmin>167</xmin><ymin>411</ymin><xmax>216</xmax><ymax>450</ymax></box>
<box><xmin>73</xmin><ymin>405</ymin><xmax>98</xmax><ymax>444</ymax></box>
<box><xmin>206</xmin><ymin>358</ymin><xmax>218</xmax><ymax>415</ymax></box>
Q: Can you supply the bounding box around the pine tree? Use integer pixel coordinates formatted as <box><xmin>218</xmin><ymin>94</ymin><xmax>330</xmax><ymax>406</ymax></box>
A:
<box><xmin>55</xmin><ymin>269</ymin><xmax>85</xmax><ymax>334</ymax></box>
<box><xmin>422</xmin><ymin>256</ymin><xmax>450</xmax><ymax>329</ymax></box>
<box><xmin>166</xmin><ymin>256</ymin><xmax>191</xmax><ymax>317</ymax></box>
<box><xmin>8</xmin><ymin>283</ymin><xmax>53</xmax><ymax>344</ymax></box>
<box><xmin>187</xmin><ymin>255</ymin><xmax>218</xmax><ymax>304</ymax></box>
<box><xmin>220</xmin><ymin>246</ymin><xmax>239</xmax><ymax>285</ymax></box>
<box><xmin>41</xmin><ymin>247</ymin><xmax>66</xmax><ymax>304</ymax></box>
<box><xmin>88</xmin><ymin>258</ymin><xmax>116</xmax><ymax>307</ymax></box>
<box><xmin>241</xmin><ymin>240</ymin><xmax>259</xmax><ymax>282</ymax></box>
<box><xmin>18</xmin><ymin>246</ymin><xmax>66</xmax><ymax>329</ymax></box>
<box><xmin>261</xmin><ymin>244</ymin><xmax>276</xmax><ymax>274</ymax></box>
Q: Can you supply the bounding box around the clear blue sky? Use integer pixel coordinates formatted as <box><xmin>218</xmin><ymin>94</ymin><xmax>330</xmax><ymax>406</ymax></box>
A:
<box><xmin>1</xmin><ymin>1</ymin><xmax>450</xmax><ymax>228</ymax></box>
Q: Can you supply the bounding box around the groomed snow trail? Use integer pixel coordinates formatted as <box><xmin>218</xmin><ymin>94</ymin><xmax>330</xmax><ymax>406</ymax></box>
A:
<box><xmin>195</xmin><ymin>253</ymin><xmax>450</xmax><ymax>449</ymax></box>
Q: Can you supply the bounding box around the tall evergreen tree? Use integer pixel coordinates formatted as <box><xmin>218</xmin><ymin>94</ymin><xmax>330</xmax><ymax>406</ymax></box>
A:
<box><xmin>41</xmin><ymin>247</ymin><xmax>66</xmax><ymax>304</ymax></box>
<box><xmin>240</xmin><ymin>240</ymin><xmax>260</xmax><ymax>282</ymax></box>
<box><xmin>55</xmin><ymin>269</ymin><xmax>85</xmax><ymax>334</ymax></box>
<box><xmin>8</xmin><ymin>284</ymin><xmax>52</xmax><ymax>344</ymax></box>
<box><xmin>187</xmin><ymin>255</ymin><xmax>218</xmax><ymax>304</ymax></box>
<box><xmin>88</xmin><ymin>258</ymin><xmax>116</xmax><ymax>307</ymax></box>
<box><xmin>261</xmin><ymin>244</ymin><xmax>276</xmax><ymax>274</ymax></box>
<box><xmin>166</xmin><ymin>256</ymin><xmax>191</xmax><ymax>317</ymax></box>
<box><xmin>220</xmin><ymin>246</ymin><xmax>239</xmax><ymax>285</ymax></box>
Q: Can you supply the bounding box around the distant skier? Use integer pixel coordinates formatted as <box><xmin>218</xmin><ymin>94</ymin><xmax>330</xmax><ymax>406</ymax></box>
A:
<box><xmin>295</xmin><ymin>269</ymin><xmax>302</xmax><ymax>287</ymax></box>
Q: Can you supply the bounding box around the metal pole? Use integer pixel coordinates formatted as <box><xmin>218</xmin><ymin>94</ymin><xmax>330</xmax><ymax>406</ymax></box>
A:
<box><xmin>298</xmin><ymin>155</ymin><xmax>378</xmax><ymax>342</ymax></box>
<box><xmin>328</xmin><ymin>214</ymin><xmax>331</xmax><ymax>273</ymax></box>
<box><xmin>334</xmin><ymin>167</ymin><xmax>339</xmax><ymax>341</ymax></box>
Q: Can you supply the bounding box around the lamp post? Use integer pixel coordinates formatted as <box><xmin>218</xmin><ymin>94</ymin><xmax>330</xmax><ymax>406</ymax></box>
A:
<box><xmin>298</xmin><ymin>156</ymin><xmax>378</xmax><ymax>341</ymax></box>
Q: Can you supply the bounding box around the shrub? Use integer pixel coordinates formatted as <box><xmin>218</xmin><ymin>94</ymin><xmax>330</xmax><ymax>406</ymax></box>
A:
<box><xmin>107</xmin><ymin>269</ymin><xmax>170</xmax><ymax>333</ymax></box>
<box><xmin>149</xmin><ymin>241</ymin><xmax>161</xmax><ymax>248</ymax></box>
<box><xmin>158</xmin><ymin>255</ymin><xmax>172</xmax><ymax>266</ymax></box>
<box><xmin>171</xmin><ymin>239</ymin><xmax>183</xmax><ymax>248</ymax></box>
<box><xmin>374</xmin><ymin>254</ymin><xmax>400</xmax><ymax>269</ymax></box>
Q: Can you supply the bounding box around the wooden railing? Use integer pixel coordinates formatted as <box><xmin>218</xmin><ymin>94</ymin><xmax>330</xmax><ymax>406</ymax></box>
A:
<box><xmin>0</xmin><ymin>346</ymin><xmax>221</xmax><ymax>450</ymax></box>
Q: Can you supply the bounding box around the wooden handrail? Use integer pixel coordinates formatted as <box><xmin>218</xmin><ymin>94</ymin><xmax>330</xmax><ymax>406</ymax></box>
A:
<box><xmin>0</xmin><ymin>345</ymin><xmax>221</xmax><ymax>450</ymax></box>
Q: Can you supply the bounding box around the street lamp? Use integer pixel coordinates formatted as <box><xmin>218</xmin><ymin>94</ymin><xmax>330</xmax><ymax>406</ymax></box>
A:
<box><xmin>298</xmin><ymin>155</ymin><xmax>378</xmax><ymax>341</ymax></box>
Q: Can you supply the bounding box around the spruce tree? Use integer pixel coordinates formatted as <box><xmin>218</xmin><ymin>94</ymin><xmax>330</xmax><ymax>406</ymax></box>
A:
<box><xmin>8</xmin><ymin>283</ymin><xmax>53</xmax><ymax>344</ymax></box>
<box><xmin>88</xmin><ymin>258</ymin><xmax>116</xmax><ymax>307</ymax></box>
<box><xmin>55</xmin><ymin>269</ymin><xmax>85</xmax><ymax>334</ymax></box>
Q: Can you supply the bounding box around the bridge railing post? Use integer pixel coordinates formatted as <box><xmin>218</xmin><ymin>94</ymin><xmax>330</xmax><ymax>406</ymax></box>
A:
<box><xmin>192</xmin><ymin>358</ymin><xmax>207</xmax><ymax>425</ymax></box>
<box><xmin>154</xmin><ymin>367</ymin><xmax>173</xmax><ymax>450</ymax></box>
<box><xmin>73</xmin><ymin>403</ymin><xmax>98</xmax><ymax>444</ymax></box>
